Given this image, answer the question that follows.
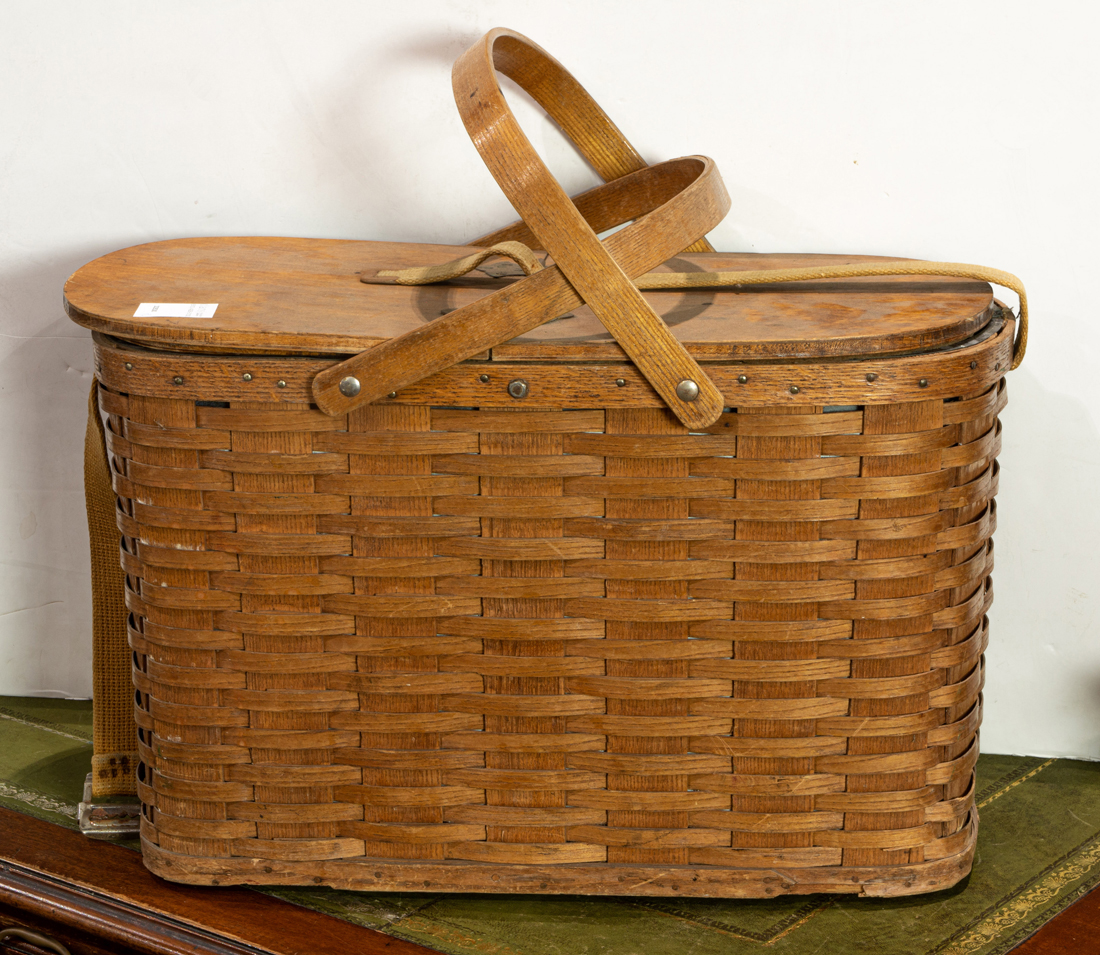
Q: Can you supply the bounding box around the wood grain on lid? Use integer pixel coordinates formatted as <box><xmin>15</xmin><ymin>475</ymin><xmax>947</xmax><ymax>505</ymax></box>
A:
<box><xmin>64</xmin><ymin>237</ymin><xmax>994</xmax><ymax>361</ymax></box>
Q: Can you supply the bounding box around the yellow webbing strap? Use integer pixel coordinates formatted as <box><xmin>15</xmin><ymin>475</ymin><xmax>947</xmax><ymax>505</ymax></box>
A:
<box><xmin>85</xmin><ymin>379</ymin><xmax>137</xmax><ymax>797</ymax></box>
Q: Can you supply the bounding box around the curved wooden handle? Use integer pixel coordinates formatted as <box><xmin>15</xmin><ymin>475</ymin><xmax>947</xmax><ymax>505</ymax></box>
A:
<box><xmin>465</xmin><ymin>31</ymin><xmax>712</xmax><ymax>255</ymax></box>
<box><xmin>313</xmin><ymin>29</ymin><xmax>730</xmax><ymax>429</ymax></box>
<box><xmin>455</xmin><ymin>29</ymin><xmax>726</xmax><ymax>429</ymax></box>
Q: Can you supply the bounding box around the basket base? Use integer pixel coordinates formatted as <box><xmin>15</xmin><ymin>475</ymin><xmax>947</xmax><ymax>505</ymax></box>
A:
<box><xmin>140</xmin><ymin>815</ymin><xmax>976</xmax><ymax>899</ymax></box>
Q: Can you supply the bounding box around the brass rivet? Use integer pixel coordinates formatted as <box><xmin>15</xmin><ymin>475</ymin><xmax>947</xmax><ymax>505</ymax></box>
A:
<box><xmin>507</xmin><ymin>379</ymin><xmax>529</xmax><ymax>399</ymax></box>
<box><xmin>479</xmin><ymin>374</ymin><xmax>490</xmax><ymax>383</ymax></box>
<box><xmin>388</xmin><ymin>392</ymin><xmax>397</xmax><ymax>399</ymax></box>
<box><xmin>124</xmin><ymin>362</ymin><xmax>133</xmax><ymax>371</ymax></box>
<box><xmin>737</xmin><ymin>374</ymin><xmax>748</xmax><ymax>384</ymax></box>
<box><xmin>995</xmin><ymin>363</ymin><xmax>1002</xmax><ymax>371</ymax></box>
<box><xmin>919</xmin><ymin>378</ymin><xmax>929</xmax><ymax>388</ymax></box>
<box><xmin>242</xmin><ymin>372</ymin><xmax>253</xmax><ymax>382</ymax></box>
<box><xmin>789</xmin><ymin>385</ymin><xmax>800</xmax><ymax>394</ymax></box>
<box><xmin>276</xmin><ymin>380</ymin><xmax>287</xmax><ymax>389</ymax></box>
<box><xmin>338</xmin><ymin>376</ymin><xmax>361</xmax><ymax>397</ymax></box>
<box><xmin>172</xmin><ymin>376</ymin><xmax>183</xmax><ymax>385</ymax></box>
<box><xmin>675</xmin><ymin>379</ymin><xmax>700</xmax><ymax>401</ymax></box>
<box><xmin>615</xmin><ymin>378</ymin><xmax>626</xmax><ymax>387</ymax></box>
<box><xmin>865</xmin><ymin>372</ymin><xmax>877</xmax><ymax>382</ymax></box>
<box><xmin>969</xmin><ymin>361</ymin><xmax>978</xmax><ymax>370</ymax></box>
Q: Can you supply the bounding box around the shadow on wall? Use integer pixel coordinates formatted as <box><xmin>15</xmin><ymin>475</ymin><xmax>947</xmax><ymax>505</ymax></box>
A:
<box><xmin>0</xmin><ymin>247</ymin><xmax>110</xmax><ymax>698</ymax></box>
<box><xmin>985</xmin><ymin>366</ymin><xmax>1100</xmax><ymax>759</ymax></box>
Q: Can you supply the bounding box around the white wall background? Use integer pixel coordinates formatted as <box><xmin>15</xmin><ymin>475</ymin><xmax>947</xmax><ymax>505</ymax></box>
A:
<box><xmin>2</xmin><ymin>1</ymin><xmax>1097</xmax><ymax>758</ymax></box>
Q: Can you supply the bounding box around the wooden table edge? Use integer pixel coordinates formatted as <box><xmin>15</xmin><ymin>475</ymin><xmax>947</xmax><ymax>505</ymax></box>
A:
<box><xmin>0</xmin><ymin>806</ymin><xmax>440</xmax><ymax>955</ymax></box>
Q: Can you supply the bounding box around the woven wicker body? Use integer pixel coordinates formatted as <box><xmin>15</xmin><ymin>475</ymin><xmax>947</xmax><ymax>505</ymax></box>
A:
<box><xmin>93</xmin><ymin>298</ymin><xmax>1009</xmax><ymax>896</ymax></box>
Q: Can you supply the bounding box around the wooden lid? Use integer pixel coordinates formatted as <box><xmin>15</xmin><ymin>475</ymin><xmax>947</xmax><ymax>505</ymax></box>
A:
<box><xmin>64</xmin><ymin>236</ymin><xmax>994</xmax><ymax>361</ymax></box>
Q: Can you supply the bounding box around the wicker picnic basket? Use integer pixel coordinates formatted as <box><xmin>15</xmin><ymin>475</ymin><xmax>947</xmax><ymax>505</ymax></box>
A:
<box><xmin>67</xmin><ymin>29</ymin><xmax>1026</xmax><ymax>898</ymax></box>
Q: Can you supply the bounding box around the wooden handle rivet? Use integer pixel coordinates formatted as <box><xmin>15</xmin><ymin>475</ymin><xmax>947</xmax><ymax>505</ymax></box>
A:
<box><xmin>388</xmin><ymin>392</ymin><xmax>397</xmax><ymax>399</ymax></box>
<box><xmin>865</xmin><ymin>372</ymin><xmax>877</xmax><ymax>382</ymax></box>
<box><xmin>995</xmin><ymin>362</ymin><xmax>1002</xmax><ymax>372</ymax></box>
<box><xmin>338</xmin><ymin>376</ymin><xmax>361</xmax><ymax>397</ymax></box>
<box><xmin>242</xmin><ymin>373</ymin><xmax>253</xmax><ymax>382</ymax></box>
<box><xmin>675</xmin><ymin>379</ymin><xmax>700</xmax><ymax>401</ymax></box>
<box><xmin>507</xmin><ymin>379</ymin><xmax>529</xmax><ymax>399</ymax></box>
<box><xmin>479</xmin><ymin>374</ymin><xmax>490</xmax><ymax>383</ymax></box>
<box><xmin>970</xmin><ymin>361</ymin><xmax>978</xmax><ymax>370</ymax></box>
<box><xmin>789</xmin><ymin>384</ymin><xmax>800</xmax><ymax>394</ymax></box>
<box><xmin>615</xmin><ymin>378</ymin><xmax>626</xmax><ymax>387</ymax></box>
<box><xmin>277</xmin><ymin>380</ymin><xmax>287</xmax><ymax>389</ymax></box>
<box><xmin>124</xmin><ymin>362</ymin><xmax>133</xmax><ymax>371</ymax></box>
<box><xmin>919</xmin><ymin>378</ymin><xmax>929</xmax><ymax>388</ymax></box>
<box><xmin>172</xmin><ymin>376</ymin><xmax>183</xmax><ymax>386</ymax></box>
<box><xmin>737</xmin><ymin>374</ymin><xmax>748</xmax><ymax>384</ymax></box>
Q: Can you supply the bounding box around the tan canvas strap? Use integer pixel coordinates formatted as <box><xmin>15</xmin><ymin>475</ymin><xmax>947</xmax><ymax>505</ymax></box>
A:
<box><xmin>636</xmin><ymin>260</ymin><xmax>1028</xmax><ymax>370</ymax></box>
<box><xmin>314</xmin><ymin>30</ymin><xmax>731</xmax><ymax>428</ymax></box>
<box><xmin>379</xmin><ymin>240</ymin><xmax>544</xmax><ymax>285</ymax></box>
<box><xmin>85</xmin><ymin>380</ymin><xmax>137</xmax><ymax>796</ymax></box>
<box><xmin>383</xmin><ymin>253</ymin><xmax>1030</xmax><ymax>369</ymax></box>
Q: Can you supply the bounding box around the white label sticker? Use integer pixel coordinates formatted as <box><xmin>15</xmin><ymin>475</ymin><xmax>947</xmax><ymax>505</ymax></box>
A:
<box><xmin>134</xmin><ymin>303</ymin><xmax>218</xmax><ymax>319</ymax></box>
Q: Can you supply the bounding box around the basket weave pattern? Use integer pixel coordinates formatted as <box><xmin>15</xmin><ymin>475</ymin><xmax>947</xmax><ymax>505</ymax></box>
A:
<box><xmin>100</xmin><ymin>331</ymin><xmax>1005</xmax><ymax>895</ymax></box>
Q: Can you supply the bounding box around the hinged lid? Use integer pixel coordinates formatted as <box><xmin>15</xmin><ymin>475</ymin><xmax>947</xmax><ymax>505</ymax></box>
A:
<box><xmin>64</xmin><ymin>236</ymin><xmax>994</xmax><ymax>361</ymax></box>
